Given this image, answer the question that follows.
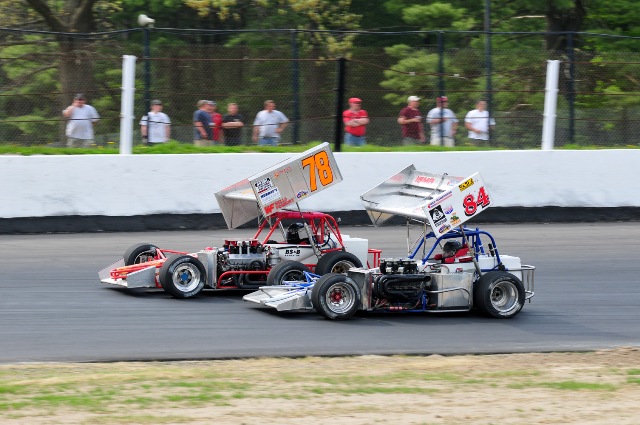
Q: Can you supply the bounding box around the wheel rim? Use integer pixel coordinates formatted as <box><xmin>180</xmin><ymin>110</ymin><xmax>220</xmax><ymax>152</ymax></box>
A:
<box><xmin>324</xmin><ymin>282</ymin><xmax>356</xmax><ymax>314</ymax></box>
<box><xmin>489</xmin><ymin>280</ymin><xmax>519</xmax><ymax>313</ymax></box>
<box><xmin>134</xmin><ymin>250</ymin><xmax>155</xmax><ymax>264</ymax></box>
<box><xmin>282</xmin><ymin>270</ymin><xmax>305</xmax><ymax>283</ymax></box>
<box><xmin>330</xmin><ymin>260</ymin><xmax>356</xmax><ymax>274</ymax></box>
<box><xmin>172</xmin><ymin>263</ymin><xmax>202</xmax><ymax>292</ymax></box>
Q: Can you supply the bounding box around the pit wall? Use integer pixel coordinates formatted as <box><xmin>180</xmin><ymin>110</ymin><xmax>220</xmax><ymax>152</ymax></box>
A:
<box><xmin>1</xmin><ymin>150</ymin><xmax>638</xmax><ymax>232</ymax></box>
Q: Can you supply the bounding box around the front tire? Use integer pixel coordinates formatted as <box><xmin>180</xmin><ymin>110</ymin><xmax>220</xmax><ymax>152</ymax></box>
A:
<box><xmin>266</xmin><ymin>260</ymin><xmax>310</xmax><ymax>286</ymax></box>
<box><xmin>158</xmin><ymin>255</ymin><xmax>206</xmax><ymax>298</ymax></box>
<box><xmin>311</xmin><ymin>273</ymin><xmax>361</xmax><ymax>320</ymax></box>
<box><xmin>474</xmin><ymin>271</ymin><xmax>525</xmax><ymax>319</ymax></box>
<box><xmin>314</xmin><ymin>251</ymin><xmax>362</xmax><ymax>275</ymax></box>
<box><xmin>123</xmin><ymin>243</ymin><xmax>159</xmax><ymax>266</ymax></box>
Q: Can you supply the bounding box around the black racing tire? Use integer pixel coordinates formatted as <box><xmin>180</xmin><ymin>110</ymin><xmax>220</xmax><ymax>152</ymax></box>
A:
<box><xmin>123</xmin><ymin>243</ymin><xmax>159</xmax><ymax>266</ymax></box>
<box><xmin>158</xmin><ymin>255</ymin><xmax>206</xmax><ymax>298</ymax></box>
<box><xmin>473</xmin><ymin>271</ymin><xmax>525</xmax><ymax>319</ymax></box>
<box><xmin>266</xmin><ymin>260</ymin><xmax>311</xmax><ymax>286</ymax></box>
<box><xmin>311</xmin><ymin>273</ymin><xmax>361</xmax><ymax>320</ymax></box>
<box><xmin>314</xmin><ymin>251</ymin><xmax>362</xmax><ymax>276</ymax></box>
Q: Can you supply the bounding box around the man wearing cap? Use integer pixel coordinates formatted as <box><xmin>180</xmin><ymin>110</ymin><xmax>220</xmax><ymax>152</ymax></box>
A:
<box><xmin>140</xmin><ymin>100</ymin><xmax>171</xmax><ymax>145</ymax></box>
<box><xmin>62</xmin><ymin>93</ymin><xmax>100</xmax><ymax>148</ymax></box>
<box><xmin>343</xmin><ymin>97</ymin><xmax>369</xmax><ymax>147</ymax></box>
<box><xmin>427</xmin><ymin>96</ymin><xmax>458</xmax><ymax>147</ymax></box>
<box><xmin>397</xmin><ymin>95</ymin><xmax>425</xmax><ymax>145</ymax></box>
<box><xmin>252</xmin><ymin>100</ymin><xmax>289</xmax><ymax>146</ymax></box>
<box><xmin>193</xmin><ymin>100</ymin><xmax>213</xmax><ymax>146</ymax></box>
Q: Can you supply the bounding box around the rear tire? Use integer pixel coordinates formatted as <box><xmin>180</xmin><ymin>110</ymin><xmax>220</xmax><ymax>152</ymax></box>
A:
<box><xmin>266</xmin><ymin>260</ymin><xmax>310</xmax><ymax>286</ymax></box>
<box><xmin>124</xmin><ymin>243</ymin><xmax>159</xmax><ymax>266</ymax></box>
<box><xmin>473</xmin><ymin>271</ymin><xmax>525</xmax><ymax>318</ymax></box>
<box><xmin>314</xmin><ymin>251</ymin><xmax>362</xmax><ymax>275</ymax></box>
<box><xmin>158</xmin><ymin>255</ymin><xmax>206</xmax><ymax>298</ymax></box>
<box><xmin>311</xmin><ymin>273</ymin><xmax>361</xmax><ymax>320</ymax></box>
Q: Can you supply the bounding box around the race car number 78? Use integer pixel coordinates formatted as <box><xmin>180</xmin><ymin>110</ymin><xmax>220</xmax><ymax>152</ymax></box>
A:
<box><xmin>301</xmin><ymin>151</ymin><xmax>334</xmax><ymax>191</ymax></box>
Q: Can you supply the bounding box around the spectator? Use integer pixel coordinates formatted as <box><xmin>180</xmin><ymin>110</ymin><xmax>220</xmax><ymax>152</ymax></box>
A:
<box><xmin>222</xmin><ymin>103</ymin><xmax>245</xmax><ymax>146</ymax></box>
<box><xmin>140</xmin><ymin>99</ymin><xmax>171</xmax><ymax>145</ymax></box>
<box><xmin>252</xmin><ymin>100</ymin><xmax>289</xmax><ymax>146</ymax></box>
<box><xmin>427</xmin><ymin>96</ymin><xmax>458</xmax><ymax>147</ymax></box>
<box><xmin>193</xmin><ymin>100</ymin><xmax>213</xmax><ymax>146</ymax></box>
<box><xmin>62</xmin><ymin>93</ymin><xmax>100</xmax><ymax>148</ymax></box>
<box><xmin>208</xmin><ymin>101</ymin><xmax>223</xmax><ymax>145</ymax></box>
<box><xmin>343</xmin><ymin>97</ymin><xmax>369</xmax><ymax>147</ymax></box>
<box><xmin>397</xmin><ymin>95</ymin><xmax>425</xmax><ymax>145</ymax></box>
<box><xmin>464</xmin><ymin>99</ymin><xmax>496</xmax><ymax>145</ymax></box>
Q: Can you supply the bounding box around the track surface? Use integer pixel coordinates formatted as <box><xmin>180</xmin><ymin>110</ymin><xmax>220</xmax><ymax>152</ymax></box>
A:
<box><xmin>1</xmin><ymin>223</ymin><xmax>639</xmax><ymax>364</ymax></box>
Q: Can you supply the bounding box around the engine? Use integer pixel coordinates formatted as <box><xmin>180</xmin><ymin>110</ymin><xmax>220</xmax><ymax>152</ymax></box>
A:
<box><xmin>371</xmin><ymin>258</ymin><xmax>431</xmax><ymax>310</ymax></box>
<box><xmin>217</xmin><ymin>239</ymin><xmax>269</xmax><ymax>289</ymax></box>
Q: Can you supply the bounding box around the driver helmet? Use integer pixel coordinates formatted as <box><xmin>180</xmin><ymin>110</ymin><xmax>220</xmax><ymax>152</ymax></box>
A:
<box><xmin>286</xmin><ymin>222</ymin><xmax>307</xmax><ymax>244</ymax></box>
<box><xmin>442</xmin><ymin>240</ymin><xmax>463</xmax><ymax>259</ymax></box>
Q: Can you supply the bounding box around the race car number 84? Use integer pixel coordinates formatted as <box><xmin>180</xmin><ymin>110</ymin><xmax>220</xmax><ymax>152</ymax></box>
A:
<box><xmin>463</xmin><ymin>186</ymin><xmax>490</xmax><ymax>216</ymax></box>
<box><xmin>301</xmin><ymin>151</ymin><xmax>334</xmax><ymax>191</ymax></box>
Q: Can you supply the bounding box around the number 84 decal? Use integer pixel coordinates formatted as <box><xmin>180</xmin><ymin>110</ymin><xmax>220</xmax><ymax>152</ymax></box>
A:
<box><xmin>463</xmin><ymin>186</ymin><xmax>490</xmax><ymax>216</ymax></box>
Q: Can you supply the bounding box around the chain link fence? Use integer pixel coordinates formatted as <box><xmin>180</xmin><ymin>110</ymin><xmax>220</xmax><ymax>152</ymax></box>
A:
<box><xmin>1</xmin><ymin>28</ymin><xmax>639</xmax><ymax>149</ymax></box>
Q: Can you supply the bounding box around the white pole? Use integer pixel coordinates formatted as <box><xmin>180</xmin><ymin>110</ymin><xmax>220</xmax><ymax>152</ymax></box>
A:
<box><xmin>119</xmin><ymin>55</ymin><xmax>136</xmax><ymax>155</ymax></box>
<box><xmin>541</xmin><ymin>59</ymin><xmax>560</xmax><ymax>150</ymax></box>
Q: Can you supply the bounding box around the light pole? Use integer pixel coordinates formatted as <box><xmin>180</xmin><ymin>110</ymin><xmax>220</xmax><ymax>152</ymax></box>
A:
<box><xmin>137</xmin><ymin>14</ymin><xmax>155</xmax><ymax>114</ymax></box>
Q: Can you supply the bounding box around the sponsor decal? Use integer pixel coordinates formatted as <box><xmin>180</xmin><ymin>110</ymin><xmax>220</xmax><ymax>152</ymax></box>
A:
<box><xmin>429</xmin><ymin>205</ymin><xmax>447</xmax><ymax>226</ymax></box>
<box><xmin>264</xmin><ymin>197</ymin><xmax>294</xmax><ymax>215</ymax></box>
<box><xmin>254</xmin><ymin>177</ymin><xmax>273</xmax><ymax>193</ymax></box>
<box><xmin>444</xmin><ymin>204</ymin><xmax>454</xmax><ymax>215</ymax></box>
<box><xmin>427</xmin><ymin>190</ymin><xmax>453</xmax><ymax>209</ymax></box>
<box><xmin>413</xmin><ymin>175</ymin><xmax>436</xmax><ymax>186</ymax></box>
<box><xmin>450</xmin><ymin>213</ymin><xmax>461</xmax><ymax>226</ymax></box>
<box><xmin>284</xmin><ymin>248</ymin><xmax>302</xmax><ymax>256</ymax></box>
<box><xmin>259</xmin><ymin>187</ymin><xmax>281</xmax><ymax>205</ymax></box>
<box><xmin>438</xmin><ymin>223</ymin><xmax>452</xmax><ymax>234</ymax></box>
<box><xmin>458</xmin><ymin>177</ymin><xmax>474</xmax><ymax>192</ymax></box>
<box><xmin>273</xmin><ymin>166</ymin><xmax>292</xmax><ymax>178</ymax></box>
<box><xmin>295</xmin><ymin>190</ymin><xmax>309</xmax><ymax>199</ymax></box>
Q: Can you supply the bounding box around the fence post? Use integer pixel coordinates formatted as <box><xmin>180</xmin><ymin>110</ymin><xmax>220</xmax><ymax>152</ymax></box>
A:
<box><xmin>291</xmin><ymin>30</ymin><xmax>300</xmax><ymax>144</ymax></box>
<box><xmin>567</xmin><ymin>32</ymin><xmax>575</xmax><ymax>144</ymax></box>
<box><xmin>120</xmin><ymin>55</ymin><xmax>136</xmax><ymax>155</ymax></box>
<box><xmin>437</xmin><ymin>32</ymin><xmax>445</xmax><ymax>140</ymax></box>
<box><xmin>542</xmin><ymin>60</ymin><xmax>560</xmax><ymax>150</ymax></box>
<box><xmin>484</xmin><ymin>0</ymin><xmax>493</xmax><ymax>145</ymax></box>
<box><xmin>143</xmin><ymin>27</ymin><xmax>151</xmax><ymax>115</ymax></box>
<box><xmin>334</xmin><ymin>57</ymin><xmax>346</xmax><ymax>152</ymax></box>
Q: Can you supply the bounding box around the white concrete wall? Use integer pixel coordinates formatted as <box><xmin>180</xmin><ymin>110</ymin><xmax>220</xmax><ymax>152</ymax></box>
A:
<box><xmin>2</xmin><ymin>150</ymin><xmax>638</xmax><ymax>219</ymax></box>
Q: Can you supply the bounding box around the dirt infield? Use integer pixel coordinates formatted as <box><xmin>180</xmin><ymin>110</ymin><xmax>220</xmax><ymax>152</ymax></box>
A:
<box><xmin>1</xmin><ymin>347</ymin><xmax>639</xmax><ymax>424</ymax></box>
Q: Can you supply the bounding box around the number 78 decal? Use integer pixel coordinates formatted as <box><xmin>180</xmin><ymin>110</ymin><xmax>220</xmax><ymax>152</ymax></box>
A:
<box><xmin>301</xmin><ymin>151</ymin><xmax>334</xmax><ymax>191</ymax></box>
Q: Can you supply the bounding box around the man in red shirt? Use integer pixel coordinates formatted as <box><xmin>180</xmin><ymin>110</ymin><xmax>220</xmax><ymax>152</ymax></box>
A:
<box><xmin>397</xmin><ymin>95</ymin><xmax>425</xmax><ymax>145</ymax></box>
<box><xmin>342</xmin><ymin>97</ymin><xmax>369</xmax><ymax>146</ymax></box>
<box><xmin>208</xmin><ymin>101</ymin><xmax>223</xmax><ymax>144</ymax></box>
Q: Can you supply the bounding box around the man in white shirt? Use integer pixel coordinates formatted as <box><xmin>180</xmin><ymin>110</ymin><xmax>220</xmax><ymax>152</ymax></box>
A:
<box><xmin>426</xmin><ymin>96</ymin><xmax>458</xmax><ymax>147</ymax></box>
<box><xmin>62</xmin><ymin>93</ymin><xmax>100</xmax><ymax>147</ymax></box>
<box><xmin>465</xmin><ymin>99</ymin><xmax>496</xmax><ymax>144</ymax></box>
<box><xmin>252</xmin><ymin>100</ymin><xmax>289</xmax><ymax>146</ymax></box>
<box><xmin>140</xmin><ymin>100</ymin><xmax>171</xmax><ymax>145</ymax></box>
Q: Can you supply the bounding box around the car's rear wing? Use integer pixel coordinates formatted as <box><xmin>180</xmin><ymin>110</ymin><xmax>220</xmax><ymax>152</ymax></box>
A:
<box><xmin>360</xmin><ymin>165</ymin><xmax>491</xmax><ymax>237</ymax></box>
<box><xmin>215</xmin><ymin>142</ymin><xmax>343</xmax><ymax>229</ymax></box>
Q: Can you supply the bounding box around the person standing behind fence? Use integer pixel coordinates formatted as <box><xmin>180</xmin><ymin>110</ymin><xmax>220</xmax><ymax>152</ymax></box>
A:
<box><xmin>140</xmin><ymin>99</ymin><xmax>171</xmax><ymax>145</ymax></box>
<box><xmin>343</xmin><ymin>97</ymin><xmax>369</xmax><ymax>147</ymax></box>
<box><xmin>252</xmin><ymin>100</ymin><xmax>289</xmax><ymax>146</ymax></box>
<box><xmin>427</xmin><ymin>96</ymin><xmax>458</xmax><ymax>147</ymax></box>
<box><xmin>464</xmin><ymin>99</ymin><xmax>496</xmax><ymax>145</ymax></box>
<box><xmin>397</xmin><ymin>95</ymin><xmax>425</xmax><ymax>145</ymax></box>
<box><xmin>62</xmin><ymin>93</ymin><xmax>99</xmax><ymax>148</ymax></box>
<box><xmin>208</xmin><ymin>101</ymin><xmax>223</xmax><ymax>145</ymax></box>
<box><xmin>222</xmin><ymin>103</ymin><xmax>245</xmax><ymax>146</ymax></box>
<box><xmin>193</xmin><ymin>100</ymin><xmax>213</xmax><ymax>146</ymax></box>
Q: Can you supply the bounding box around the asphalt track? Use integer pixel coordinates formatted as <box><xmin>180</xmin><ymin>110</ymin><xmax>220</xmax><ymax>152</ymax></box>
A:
<box><xmin>1</xmin><ymin>223</ymin><xmax>639</xmax><ymax>364</ymax></box>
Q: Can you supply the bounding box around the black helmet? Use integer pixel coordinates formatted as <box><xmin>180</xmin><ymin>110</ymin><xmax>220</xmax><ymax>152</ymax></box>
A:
<box><xmin>286</xmin><ymin>223</ymin><xmax>306</xmax><ymax>244</ymax></box>
<box><xmin>442</xmin><ymin>240</ymin><xmax>463</xmax><ymax>259</ymax></box>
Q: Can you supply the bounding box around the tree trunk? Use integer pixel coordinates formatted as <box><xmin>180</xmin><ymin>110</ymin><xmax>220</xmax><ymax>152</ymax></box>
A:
<box><xmin>545</xmin><ymin>0</ymin><xmax>586</xmax><ymax>51</ymax></box>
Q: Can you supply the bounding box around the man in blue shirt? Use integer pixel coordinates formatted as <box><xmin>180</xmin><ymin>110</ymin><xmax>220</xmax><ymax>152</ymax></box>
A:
<box><xmin>193</xmin><ymin>100</ymin><xmax>213</xmax><ymax>146</ymax></box>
